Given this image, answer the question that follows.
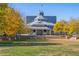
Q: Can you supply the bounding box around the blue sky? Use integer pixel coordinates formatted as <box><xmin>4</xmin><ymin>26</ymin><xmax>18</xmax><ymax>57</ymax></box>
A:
<box><xmin>9</xmin><ymin>3</ymin><xmax>79</xmax><ymax>21</ymax></box>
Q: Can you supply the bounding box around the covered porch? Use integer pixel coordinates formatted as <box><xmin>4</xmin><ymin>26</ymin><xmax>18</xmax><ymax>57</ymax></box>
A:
<box><xmin>31</xmin><ymin>27</ymin><xmax>52</xmax><ymax>35</ymax></box>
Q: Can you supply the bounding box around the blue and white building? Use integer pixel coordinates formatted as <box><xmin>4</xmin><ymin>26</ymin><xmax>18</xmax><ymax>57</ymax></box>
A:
<box><xmin>27</xmin><ymin>11</ymin><xmax>56</xmax><ymax>35</ymax></box>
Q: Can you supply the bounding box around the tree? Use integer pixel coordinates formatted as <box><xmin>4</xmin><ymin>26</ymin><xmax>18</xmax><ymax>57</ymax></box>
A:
<box><xmin>53</xmin><ymin>20</ymin><xmax>67</xmax><ymax>34</ymax></box>
<box><xmin>3</xmin><ymin>7</ymin><xmax>21</xmax><ymax>36</ymax></box>
<box><xmin>63</xmin><ymin>23</ymin><xmax>70</xmax><ymax>35</ymax></box>
<box><xmin>17</xmin><ymin>19</ymin><xmax>32</xmax><ymax>34</ymax></box>
<box><xmin>69</xmin><ymin>19</ymin><xmax>79</xmax><ymax>35</ymax></box>
<box><xmin>0</xmin><ymin>3</ymin><xmax>31</xmax><ymax>36</ymax></box>
<box><xmin>53</xmin><ymin>18</ymin><xmax>79</xmax><ymax>36</ymax></box>
<box><xmin>0</xmin><ymin>3</ymin><xmax>8</xmax><ymax>35</ymax></box>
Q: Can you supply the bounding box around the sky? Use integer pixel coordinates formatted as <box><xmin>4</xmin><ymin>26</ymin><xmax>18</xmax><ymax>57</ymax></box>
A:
<box><xmin>9</xmin><ymin>3</ymin><xmax>79</xmax><ymax>21</ymax></box>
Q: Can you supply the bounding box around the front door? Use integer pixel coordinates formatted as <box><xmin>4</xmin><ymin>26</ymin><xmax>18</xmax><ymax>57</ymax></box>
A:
<box><xmin>37</xmin><ymin>30</ymin><xmax>42</xmax><ymax>35</ymax></box>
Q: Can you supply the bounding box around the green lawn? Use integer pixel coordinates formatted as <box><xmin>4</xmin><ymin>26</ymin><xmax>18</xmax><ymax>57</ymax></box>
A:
<box><xmin>0</xmin><ymin>39</ymin><xmax>79</xmax><ymax>56</ymax></box>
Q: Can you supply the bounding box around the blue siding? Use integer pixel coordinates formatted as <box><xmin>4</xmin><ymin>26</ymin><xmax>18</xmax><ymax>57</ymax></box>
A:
<box><xmin>26</xmin><ymin>16</ymin><xmax>36</xmax><ymax>23</ymax></box>
<box><xmin>26</xmin><ymin>16</ymin><xmax>56</xmax><ymax>24</ymax></box>
<box><xmin>45</xmin><ymin>16</ymin><xmax>56</xmax><ymax>24</ymax></box>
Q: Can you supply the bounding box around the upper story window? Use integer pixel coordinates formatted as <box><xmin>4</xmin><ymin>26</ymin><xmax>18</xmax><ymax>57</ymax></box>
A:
<box><xmin>38</xmin><ymin>19</ymin><xmax>42</xmax><ymax>21</ymax></box>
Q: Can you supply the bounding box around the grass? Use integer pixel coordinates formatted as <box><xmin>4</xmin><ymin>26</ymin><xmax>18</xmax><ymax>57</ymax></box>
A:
<box><xmin>0</xmin><ymin>39</ymin><xmax>79</xmax><ymax>56</ymax></box>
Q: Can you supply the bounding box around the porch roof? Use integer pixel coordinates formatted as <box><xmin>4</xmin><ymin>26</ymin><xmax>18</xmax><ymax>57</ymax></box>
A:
<box><xmin>29</xmin><ymin>26</ymin><xmax>51</xmax><ymax>30</ymax></box>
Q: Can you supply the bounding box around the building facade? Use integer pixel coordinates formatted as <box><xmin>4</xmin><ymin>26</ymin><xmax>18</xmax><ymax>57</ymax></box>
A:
<box><xmin>27</xmin><ymin>11</ymin><xmax>56</xmax><ymax>35</ymax></box>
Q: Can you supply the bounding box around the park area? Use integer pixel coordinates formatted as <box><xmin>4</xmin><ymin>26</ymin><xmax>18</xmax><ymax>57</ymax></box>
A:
<box><xmin>1</xmin><ymin>3</ymin><xmax>79</xmax><ymax>56</ymax></box>
<box><xmin>0</xmin><ymin>35</ymin><xmax>79</xmax><ymax>56</ymax></box>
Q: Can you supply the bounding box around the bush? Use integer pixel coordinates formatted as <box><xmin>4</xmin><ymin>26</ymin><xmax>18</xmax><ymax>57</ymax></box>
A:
<box><xmin>16</xmin><ymin>36</ymin><xmax>47</xmax><ymax>42</ymax></box>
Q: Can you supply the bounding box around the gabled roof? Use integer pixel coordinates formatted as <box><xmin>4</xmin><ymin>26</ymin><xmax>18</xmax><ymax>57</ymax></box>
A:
<box><xmin>34</xmin><ymin>15</ymin><xmax>45</xmax><ymax>20</ymax></box>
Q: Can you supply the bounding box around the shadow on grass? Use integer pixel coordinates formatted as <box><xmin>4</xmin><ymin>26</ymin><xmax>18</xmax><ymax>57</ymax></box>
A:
<box><xmin>0</xmin><ymin>36</ymin><xmax>62</xmax><ymax>47</ymax></box>
<box><xmin>0</xmin><ymin>41</ymin><xmax>62</xmax><ymax>47</ymax></box>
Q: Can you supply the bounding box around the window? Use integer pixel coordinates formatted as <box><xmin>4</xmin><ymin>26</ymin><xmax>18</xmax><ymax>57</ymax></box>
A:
<box><xmin>33</xmin><ymin>30</ymin><xmax>35</xmax><ymax>32</ymax></box>
<box><xmin>44</xmin><ymin>30</ymin><xmax>46</xmax><ymax>32</ymax></box>
<box><xmin>38</xmin><ymin>19</ymin><xmax>42</xmax><ymax>21</ymax></box>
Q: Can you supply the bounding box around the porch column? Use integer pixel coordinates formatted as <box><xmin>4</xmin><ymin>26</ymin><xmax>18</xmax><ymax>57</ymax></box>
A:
<box><xmin>49</xmin><ymin>30</ymin><xmax>51</xmax><ymax>35</ymax></box>
<box><xmin>42</xmin><ymin>30</ymin><xmax>44</xmax><ymax>35</ymax></box>
<box><xmin>36</xmin><ymin>29</ymin><xmax>37</xmax><ymax>35</ymax></box>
